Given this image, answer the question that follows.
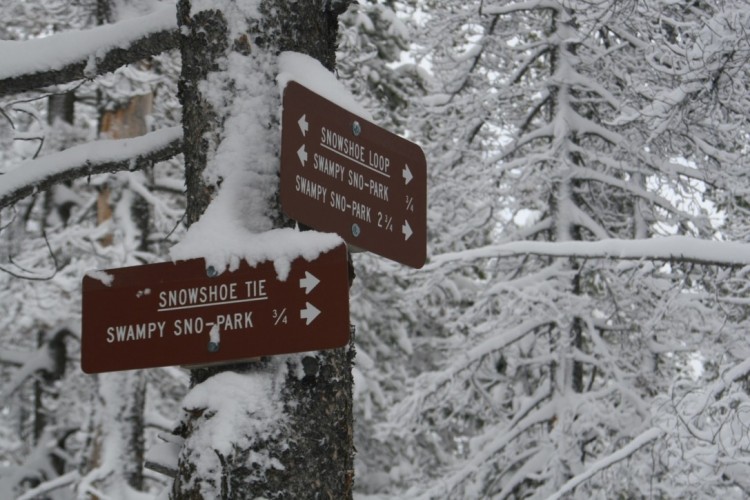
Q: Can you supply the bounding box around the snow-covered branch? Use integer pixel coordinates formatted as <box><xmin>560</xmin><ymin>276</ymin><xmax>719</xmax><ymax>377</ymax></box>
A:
<box><xmin>482</xmin><ymin>0</ymin><xmax>561</xmax><ymax>16</ymax></box>
<box><xmin>388</xmin><ymin>318</ymin><xmax>553</xmax><ymax>429</ymax></box>
<box><xmin>428</xmin><ymin>236</ymin><xmax>750</xmax><ymax>269</ymax></box>
<box><xmin>0</xmin><ymin>5</ymin><xmax>178</xmax><ymax>97</ymax></box>
<box><xmin>0</xmin><ymin>350</ymin><xmax>29</xmax><ymax>366</ymax></box>
<box><xmin>570</xmin><ymin>166</ymin><xmax>696</xmax><ymax>218</ymax></box>
<box><xmin>0</xmin><ymin>329</ymin><xmax>70</xmax><ymax>402</ymax></box>
<box><xmin>546</xmin><ymin>427</ymin><xmax>663</xmax><ymax>500</ymax></box>
<box><xmin>416</xmin><ymin>402</ymin><xmax>558</xmax><ymax>499</ymax></box>
<box><xmin>703</xmin><ymin>356</ymin><xmax>750</xmax><ymax>407</ymax></box>
<box><xmin>15</xmin><ymin>471</ymin><xmax>80</xmax><ymax>500</ymax></box>
<box><xmin>0</xmin><ymin>126</ymin><xmax>182</xmax><ymax>210</ymax></box>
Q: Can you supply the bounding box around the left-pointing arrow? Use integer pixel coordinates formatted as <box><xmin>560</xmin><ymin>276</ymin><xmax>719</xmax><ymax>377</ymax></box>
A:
<box><xmin>297</xmin><ymin>145</ymin><xmax>308</xmax><ymax>166</ymax></box>
<box><xmin>300</xmin><ymin>302</ymin><xmax>320</xmax><ymax>326</ymax></box>
<box><xmin>298</xmin><ymin>114</ymin><xmax>309</xmax><ymax>137</ymax></box>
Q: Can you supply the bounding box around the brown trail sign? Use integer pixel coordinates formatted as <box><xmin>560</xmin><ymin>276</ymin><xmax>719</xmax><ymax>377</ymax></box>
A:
<box><xmin>280</xmin><ymin>81</ymin><xmax>427</xmax><ymax>269</ymax></box>
<box><xmin>81</xmin><ymin>244</ymin><xmax>350</xmax><ymax>373</ymax></box>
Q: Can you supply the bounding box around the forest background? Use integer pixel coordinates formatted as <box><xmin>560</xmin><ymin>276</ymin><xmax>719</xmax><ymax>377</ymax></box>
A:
<box><xmin>2</xmin><ymin>0</ymin><xmax>750</xmax><ymax>499</ymax></box>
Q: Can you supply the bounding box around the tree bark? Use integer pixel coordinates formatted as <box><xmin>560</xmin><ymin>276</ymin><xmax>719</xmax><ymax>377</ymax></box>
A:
<box><xmin>173</xmin><ymin>0</ymin><xmax>355</xmax><ymax>498</ymax></box>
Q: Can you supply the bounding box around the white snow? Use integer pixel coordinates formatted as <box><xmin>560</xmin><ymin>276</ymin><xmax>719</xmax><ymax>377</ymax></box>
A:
<box><xmin>170</xmin><ymin>50</ymin><xmax>363</xmax><ymax>278</ymax></box>
<box><xmin>85</xmin><ymin>270</ymin><xmax>114</xmax><ymax>286</ymax></box>
<box><xmin>177</xmin><ymin>370</ymin><xmax>286</xmax><ymax>488</ymax></box>
<box><xmin>278</xmin><ymin>51</ymin><xmax>373</xmax><ymax>120</ymax></box>
<box><xmin>181</xmin><ymin>371</ymin><xmax>280</xmax><ymax>454</ymax></box>
<box><xmin>208</xmin><ymin>323</ymin><xmax>220</xmax><ymax>345</ymax></box>
<box><xmin>144</xmin><ymin>434</ymin><xmax>183</xmax><ymax>478</ymax></box>
<box><xmin>171</xmin><ymin>226</ymin><xmax>342</xmax><ymax>281</ymax></box>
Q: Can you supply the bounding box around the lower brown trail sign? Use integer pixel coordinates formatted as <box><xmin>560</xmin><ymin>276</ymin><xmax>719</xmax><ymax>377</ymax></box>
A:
<box><xmin>81</xmin><ymin>244</ymin><xmax>349</xmax><ymax>373</ymax></box>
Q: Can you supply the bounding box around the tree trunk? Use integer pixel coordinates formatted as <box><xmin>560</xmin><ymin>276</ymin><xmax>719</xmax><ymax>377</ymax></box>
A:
<box><xmin>80</xmin><ymin>43</ymin><xmax>155</xmax><ymax>491</ymax></box>
<box><xmin>173</xmin><ymin>1</ymin><xmax>355</xmax><ymax>498</ymax></box>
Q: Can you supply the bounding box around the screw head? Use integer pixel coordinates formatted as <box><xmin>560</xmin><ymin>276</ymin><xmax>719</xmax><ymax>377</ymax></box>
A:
<box><xmin>206</xmin><ymin>265</ymin><xmax>218</xmax><ymax>278</ymax></box>
<box><xmin>207</xmin><ymin>341</ymin><xmax>219</xmax><ymax>353</ymax></box>
<box><xmin>352</xmin><ymin>121</ymin><xmax>361</xmax><ymax>136</ymax></box>
<box><xmin>352</xmin><ymin>223</ymin><xmax>361</xmax><ymax>237</ymax></box>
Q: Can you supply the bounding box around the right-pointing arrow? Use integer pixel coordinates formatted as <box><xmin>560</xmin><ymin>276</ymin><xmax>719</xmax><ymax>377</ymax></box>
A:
<box><xmin>402</xmin><ymin>220</ymin><xmax>413</xmax><ymax>241</ymax></box>
<box><xmin>300</xmin><ymin>302</ymin><xmax>321</xmax><ymax>326</ymax></box>
<box><xmin>299</xmin><ymin>271</ymin><xmax>320</xmax><ymax>294</ymax></box>
<box><xmin>297</xmin><ymin>145</ymin><xmax>308</xmax><ymax>166</ymax></box>
<box><xmin>403</xmin><ymin>164</ymin><xmax>413</xmax><ymax>185</ymax></box>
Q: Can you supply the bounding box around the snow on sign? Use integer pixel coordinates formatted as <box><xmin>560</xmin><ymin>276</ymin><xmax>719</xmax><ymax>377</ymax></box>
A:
<box><xmin>280</xmin><ymin>81</ymin><xmax>427</xmax><ymax>269</ymax></box>
<box><xmin>81</xmin><ymin>244</ymin><xmax>350</xmax><ymax>373</ymax></box>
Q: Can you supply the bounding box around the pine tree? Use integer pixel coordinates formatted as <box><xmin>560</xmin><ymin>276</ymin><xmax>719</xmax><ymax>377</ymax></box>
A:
<box><xmin>379</xmin><ymin>0</ymin><xmax>750</xmax><ymax>497</ymax></box>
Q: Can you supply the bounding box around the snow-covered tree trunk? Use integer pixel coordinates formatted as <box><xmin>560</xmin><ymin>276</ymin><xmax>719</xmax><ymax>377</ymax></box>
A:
<box><xmin>172</xmin><ymin>1</ymin><xmax>355</xmax><ymax>498</ymax></box>
<box><xmin>79</xmin><ymin>372</ymin><xmax>147</xmax><ymax>495</ymax></box>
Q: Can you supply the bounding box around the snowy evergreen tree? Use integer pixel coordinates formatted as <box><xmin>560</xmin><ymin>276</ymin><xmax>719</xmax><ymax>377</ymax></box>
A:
<box><xmin>376</xmin><ymin>0</ymin><xmax>750</xmax><ymax>498</ymax></box>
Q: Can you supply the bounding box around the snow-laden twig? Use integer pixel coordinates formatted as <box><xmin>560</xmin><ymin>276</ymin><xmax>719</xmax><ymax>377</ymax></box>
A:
<box><xmin>705</xmin><ymin>356</ymin><xmax>750</xmax><ymax>407</ymax></box>
<box><xmin>388</xmin><ymin>318</ymin><xmax>553</xmax><ymax>426</ymax></box>
<box><xmin>428</xmin><ymin>236</ymin><xmax>750</xmax><ymax>269</ymax></box>
<box><xmin>0</xmin><ymin>126</ymin><xmax>182</xmax><ymax>210</ymax></box>
<box><xmin>127</xmin><ymin>171</ymin><xmax>184</xmax><ymax>220</ymax></box>
<box><xmin>545</xmin><ymin>427</ymin><xmax>663</xmax><ymax>500</ymax></box>
<box><xmin>0</xmin><ymin>340</ymin><xmax>57</xmax><ymax>401</ymax></box>
<box><xmin>415</xmin><ymin>402</ymin><xmax>558</xmax><ymax>500</ymax></box>
<box><xmin>15</xmin><ymin>470</ymin><xmax>79</xmax><ymax>500</ymax></box>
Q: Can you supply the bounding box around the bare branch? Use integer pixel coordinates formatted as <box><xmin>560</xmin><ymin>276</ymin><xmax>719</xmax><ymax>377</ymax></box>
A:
<box><xmin>0</xmin><ymin>229</ymin><xmax>58</xmax><ymax>281</ymax></box>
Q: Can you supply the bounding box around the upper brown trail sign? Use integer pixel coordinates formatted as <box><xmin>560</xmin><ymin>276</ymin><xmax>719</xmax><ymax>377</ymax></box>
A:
<box><xmin>81</xmin><ymin>244</ymin><xmax>350</xmax><ymax>373</ymax></box>
<box><xmin>280</xmin><ymin>81</ymin><xmax>427</xmax><ymax>269</ymax></box>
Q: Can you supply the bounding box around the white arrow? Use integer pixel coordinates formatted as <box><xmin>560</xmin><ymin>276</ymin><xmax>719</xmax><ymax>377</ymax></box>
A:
<box><xmin>300</xmin><ymin>302</ymin><xmax>320</xmax><ymax>326</ymax></box>
<box><xmin>297</xmin><ymin>145</ymin><xmax>308</xmax><ymax>166</ymax></box>
<box><xmin>298</xmin><ymin>114</ymin><xmax>309</xmax><ymax>137</ymax></box>
<box><xmin>299</xmin><ymin>271</ymin><xmax>320</xmax><ymax>294</ymax></box>
<box><xmin>402</xmin><ymin>220</ymin><xmax>413</xmax><ymax>241</ymax></box>
<box><xmin>403</xmin><ymin>164</ymin><xmax>413</xmax><ymax>185</ymax></box>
